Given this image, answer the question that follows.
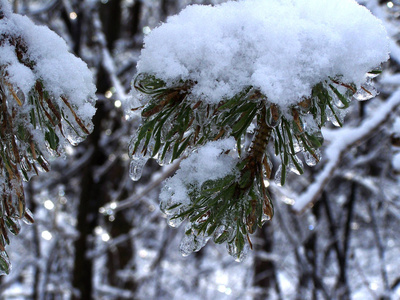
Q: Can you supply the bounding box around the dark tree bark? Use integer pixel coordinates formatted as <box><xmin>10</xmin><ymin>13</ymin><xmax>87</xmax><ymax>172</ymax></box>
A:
<box><xmin>253</xmin><ymin>222</ymin><xmax>282</xmax><ymax>300</ymax></box>
<box><xmin>71</xmin><ymin>102</ymin><xmax>108</xmax><ymax>299</ymax></box>
<box><xmin>129</xmin><ymin>0</ymin><xmax>143</xmax><ymax>38</ymax></box>
<box><xmin>100</xmin><ymin>0</ymin><xmax>122</xmax><ymax>51</ymax></box>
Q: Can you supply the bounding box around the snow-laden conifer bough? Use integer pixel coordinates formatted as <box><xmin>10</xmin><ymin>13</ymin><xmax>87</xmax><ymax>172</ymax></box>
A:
<box><xmin>129</xmin><ymin>0</ymin><xmax>389</xmax><ymax>261</ymax></box>
<box><xmin>0</xmin><ymin>0</ymin><xmax>96</xmax><ymax>274</ymax></box>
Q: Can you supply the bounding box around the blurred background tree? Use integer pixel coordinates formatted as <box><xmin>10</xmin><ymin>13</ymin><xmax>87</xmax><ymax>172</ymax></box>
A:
<box><xmin>1</xmin><ymin>0</ymin><xmax>400</xmax><ymax>299</ymax></box>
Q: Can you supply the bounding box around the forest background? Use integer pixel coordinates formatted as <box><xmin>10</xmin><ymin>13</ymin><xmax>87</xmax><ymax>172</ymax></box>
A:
<box><xmin>1</xmin><ymin>0</ymin><xmax>400</xmax><ymax>299</ymax></box>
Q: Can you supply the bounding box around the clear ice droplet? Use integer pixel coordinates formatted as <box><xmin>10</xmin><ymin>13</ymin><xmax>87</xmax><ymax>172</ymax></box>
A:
<box><xmin>367</xmin><ymin>66</ymin><xmax>382</xmax><ymax>79</ymax></box>
<box><xmin>129</xmin><ymin>156</ymin><xmax>148</xmax><ymax>181</ymax></box>
<box><xmin>180</xmin><ymin>232</ymin><xmax>209</xmax><ymax>256</ymax></box>
<box><xmin>266</xmin><ymin>105</ymin><xmax>281</xmax><ymax>128</ymax></box>
<box><xmin>227</xmin><ymin>241</ymin><xmax>249</xmax><ymax>262</ymax></box>
<box><xmin>156</xmin><ymin>149</ymin><xmax>173</xmax><ymax>166</ymax></box>
<box><xmin>327</xmin><ymin>112</ymin><xmax>343</xmax><ymax>127</ymax></box>
<box><xmin>180</xmin><ymin>234</ymin><xmax>196</xmax><ymax>257</ymax></box>
<box><xmin>5</xmin><ymin>217</ymin><xmax>21</xmax><ymax>236</ymax></box>
<box><xmin>329</xmin><ymin>89</ymin><xmax>346</xmax><ymax>109</ymax></box>
<box><xmin>212</xmin><ymin>225</ymin><xmax>226</xmax><ymax>242</ymax></box>
<box><xmin>353</xmin><ymin>80</ymin><xmax>378</xmax><ymax>101</ymax></box>
<box><xmin>293</xmin><ymin>138</ymin><xmax>303</xmax><ymax>153</ymax></box>
<box><xmin>289</xmin><ymin>156</ymin><xmax>303</xmax><ymax>175</ymax></box>
<box><xmin>62</xmin><ymin>120</ymin><xmax>87</xmax><ymax>146</ymax></box>
<box><xmin>22</xmin><ymin>208</ymin><xmax>35</xmax><ymax>225</ymax></box>
<box><xmin>304</xmin><ymin>149</ymin><xmax>321</xmax><ymax>167</ymax></box>
<box><xmin>167</xmin><ymin>215</ymin><xmax>184</xmax><ymax>228</ymax></box>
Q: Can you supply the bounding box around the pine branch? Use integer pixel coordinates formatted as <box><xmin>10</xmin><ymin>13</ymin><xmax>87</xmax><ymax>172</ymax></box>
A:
<box><xmin>128</xmin><ymin>72</ymin><xmax>371</xmax><ymax>260</ymax></box>
<box><xmin>0</xmin><ymin>5</ymin><xmax>95</xmax><ymax>274</ymax></box>
<box><xmin>292</xmin><ymin>88</ymin><xmax>400</xmax><ymax>213</ymax></box>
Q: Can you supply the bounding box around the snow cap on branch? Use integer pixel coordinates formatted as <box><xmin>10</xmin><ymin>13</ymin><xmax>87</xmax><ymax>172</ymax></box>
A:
<box><xmin>0</xmin><ymin>0</ymin><xmax>11</xmax><ymax>17</ymax></box>
<box><xmin>137</xmin><ymin>0</ymin><xmax>389</xmax><ymax>108</ymax></box>
<box><xmin>0</xmin><ymin>1</ymin><xmax>96</xmax><ymax>120</ymax></box>
<box><xmin>160</xmin><ymin>138</ymin><xmax>238</xmax><ymax>208</ymax></box>
<box><xmin>0</xmin><ymin>0</ymin><xmax>97</xmax><ymax>275</ymax></box>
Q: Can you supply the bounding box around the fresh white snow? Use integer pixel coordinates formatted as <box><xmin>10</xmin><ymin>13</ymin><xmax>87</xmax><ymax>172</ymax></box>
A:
<box><xmin>137</xmin><ymin>0</ymin><xmax>389</xmax><ymax>109</ymax></box>
<box><xmin>160</xmin><ymin>138</ymin><xmax>238</xmax><ymax>209</ymax></box>
<box><xmin>0</xmin><ymin>1</ymin><xmax>96</xmax><ymax>123</ymax></box>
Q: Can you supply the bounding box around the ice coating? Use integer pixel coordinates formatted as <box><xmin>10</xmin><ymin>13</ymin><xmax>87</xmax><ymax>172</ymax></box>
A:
<box><xmin>0</xmin><ymin>0</ymin><xmax>11</xmax><ymax>17</ymax></box>
<box><xmin>0</xmin><ymin>1</ymin><xmax>97</xmax><ymax>274</ymax></box>
<box><xmin>137</xmin><ymin>0</ymin><xmax>389</xmax><ymax>108</ymax></box>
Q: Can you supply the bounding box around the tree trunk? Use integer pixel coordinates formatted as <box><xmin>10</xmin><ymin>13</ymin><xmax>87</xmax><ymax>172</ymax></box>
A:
<box><xmin>253</xmin><ymin>222</ymin><xmax>282</xmax><ymax>300</ymax></box>
<box><xmin>71</xmin><ymin>102</ymin><xmax>108</xmax><ymax>299</ymax></box>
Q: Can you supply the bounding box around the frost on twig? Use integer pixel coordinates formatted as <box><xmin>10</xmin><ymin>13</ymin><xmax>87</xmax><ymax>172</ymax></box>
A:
<box><xmin>128</xmin><ymin>0</ymin><xmax>389</xmax><ymax>260</ymax></box>
<box><xmin>0</xmin><ymin>0</ymin><xmax>96</xmax><ymax>274</ymax></box>
<box><xmin>292</xmin><ymin>89</ymin><xmax>400</xmax><ymax>213</ymax></box>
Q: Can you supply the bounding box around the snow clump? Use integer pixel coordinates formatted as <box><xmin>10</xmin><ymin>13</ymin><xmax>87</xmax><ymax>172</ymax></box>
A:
<box><xmin>137</xmin><ymin>0</ymin><xmax>389</xmax><ymax>109</ymax></box>
<box><xmin>0</xmin><ymin>2</ymin><xmax>96</xmax><ymax>125</ymax></box>
<box><xmin>159</xmin><ymin>138</ymin><xmax>237</xmax><ymax>225</ymax></box>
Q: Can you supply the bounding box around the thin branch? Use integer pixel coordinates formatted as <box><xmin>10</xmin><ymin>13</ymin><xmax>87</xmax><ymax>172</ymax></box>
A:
<box><xmin>113</xmin><ymin>159</ymin><xmax>181</xmax><ymax>212</ymax></box>
<box><xmin>293</xmin><ymin>89</ymin><xmax>400</xmax><ymax>213</ymax></box>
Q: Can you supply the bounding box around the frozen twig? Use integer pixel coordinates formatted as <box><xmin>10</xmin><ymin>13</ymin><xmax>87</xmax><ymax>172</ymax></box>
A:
<box><xmin>292</xmin><ymin>89</ymin><xmax>400</xmax><ymax>213</ymax></box>
<box><xmin>114</xmin><ymin>159</ymin><xmax>182</xmax><ymax>212</ymax></box>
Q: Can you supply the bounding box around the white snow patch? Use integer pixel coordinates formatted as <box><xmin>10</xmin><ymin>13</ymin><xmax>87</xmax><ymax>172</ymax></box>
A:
<box><xmin>392</xmin><ymin>117</ymin><xmax>400</xmax><ymax>134</ymax></box>
<box><xmin>0</xmin><ymin>44</ymin><xmax>35</xmax><ymax>96</ymax></box>
<box><xmin>392</xmin><ymin>152</ymin><xmax>400</xmax><ymax>171</ymax></box>
<box><xmin>137</xmin><ymin>0</ymin><xmax>389</xmax><ymax>108</ymax></box>
<box><xmin>160</xmin><ymin>138</ymin><xmax>238</xmax><ymax>207</ymax></box>
<box><xmin>0</xmin><ymin>7</ymin><xmax>96</xmax><ymax>121</ymax></box>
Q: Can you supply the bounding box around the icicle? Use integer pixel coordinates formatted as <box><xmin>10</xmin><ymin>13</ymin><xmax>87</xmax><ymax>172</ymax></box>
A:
<box><xmin>180</xmin><ymin>229</ymin><xmax>210</xmax><ymax>256</ymax></box>
<box><xmin>289</xmin><ymin>155</ymin><xmax>303</xmax><ymax>175</ymax></box>
<box><xmin>274</xmin><ymin>165</ymin><xmax>283</xmax><ymax>186</ymax></box>
<box><xmin>227</xmin><ymin>240</ymin><xmax>249</xmax><ymax>262</ymax></box>
<box><xmin>167</xmin><ymin>214</ymin><xmax>184</xmax><ymax>228</ymax></box>
<box><xmin>304</xmin><ymin>149</ymin><xmax>321</xmax><ymax>167</ymax></box>
<box><xmin>129</xmin><ymin>156</ymin><xmax>148</xmax><ymax>181</ymax></box>
<box><xmin>353</xmin><ymin>79</ymin><xmax>378</xmax><ymax>101</ymax></box>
